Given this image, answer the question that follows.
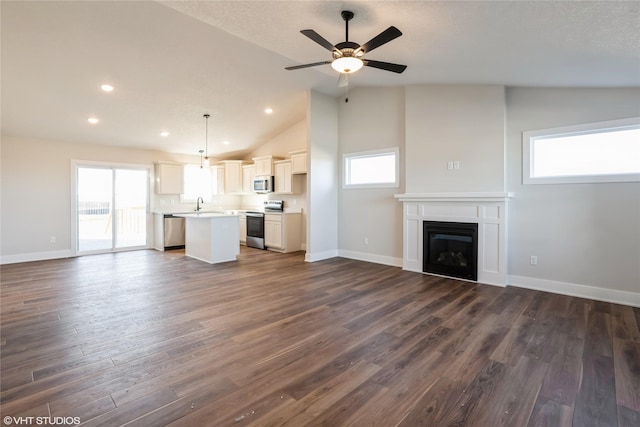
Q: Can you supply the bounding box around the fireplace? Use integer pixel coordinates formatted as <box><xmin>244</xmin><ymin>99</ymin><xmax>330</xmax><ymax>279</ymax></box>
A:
<box><xmin>423</xmin><ymin>221</ymin><xmax>478</xmax><ymax>281</ymax></box>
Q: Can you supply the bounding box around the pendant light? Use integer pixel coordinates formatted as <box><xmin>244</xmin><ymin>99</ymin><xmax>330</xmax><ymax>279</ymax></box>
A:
<box><xmin>198</xmin><ymin>149</ymin><xmax>204</xmax><ymax>168</ymax></box>
<box><xmin>203</xmin><ymin>113</ymin><xmax>210</xmax><ymax>167</ymax></box>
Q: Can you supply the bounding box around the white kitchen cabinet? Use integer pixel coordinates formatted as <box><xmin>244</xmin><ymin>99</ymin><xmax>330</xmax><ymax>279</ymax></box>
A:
<box><xmin>264</xmin><ymin>216</ymin><xmax>282</xmax><ymax>249</ymax></box>
<box><xmin>219</xmin><ymin>161</ymin><xmax>248</xmax><ymax>194</ymax></box>
<box><xmin>252</xmin><ymin>155</ymin><xmax>282</xmax><ymax>176</ymax></box>
<box><xmin>242</xmin><ymin>164</ymin><xmax>256</xmax><ymax>194</ymax></box>
<box><xmin>211</xmin><ymin>165</ymin><xmax>225</xmax><ymax>195</ymax></box>
<box><xmin>274</xmin><ymin>160</ymin><xmax>292</xmax><ymax>194</ymax></box>
<box><xmin>264</xmin><ymin>212</ymin><xmax>302</xmax><ymax>253</ymax></box>
<box><xmin>155</xmin><ymin>163</ymin><xmax>184</xmax><ymax>194</ymax></box>
<box><xmin>290</xmin><ymin>150</ymin><xmax>307</xmax><ymax>174</ymax></box>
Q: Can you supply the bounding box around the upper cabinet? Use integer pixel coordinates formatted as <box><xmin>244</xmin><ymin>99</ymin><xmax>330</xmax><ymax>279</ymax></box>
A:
<box><xmin>242</xmin><ymin>164</ymin><xmax>256</xmax><ymax>194</ymax></box>
<box><xmin>211</xmin><ymin>164</ymin><xmax>225</xmax><ymax>195</ymax></box>
<box><xmin>155</xmin><ymin>163</ymin><xmax>184</xmax><ymax>194</ymax></box>
<box><xmin>219</xmin><ymin>160</ymin><xmax>249</xmax><ymax>194</ymax></box>
<box><xmin>252</xmin><ymin>155</ymin><xmax>282</xmax><ymax>176</ymax></box>
<box><xmin>274</xmin><ymin>160</ymin><xmax>292</xmax><ymax>194</ymax></box>
<box><xmin>290</xmin><ymin>150</ymin><xmax>307</xmax><ymax>174</ymax></box>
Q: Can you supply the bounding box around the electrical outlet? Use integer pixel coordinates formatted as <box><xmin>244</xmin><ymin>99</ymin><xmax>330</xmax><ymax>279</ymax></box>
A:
<box><xmin>454</xmin><ymin>161</ymin><xmax>460</xmax><ymax>170</ymax></box>
<box><xmin>50</xmin><ymin>236</ymin><xmax>56</xmax><ymax>244</ymax></box>
<box><xmin>530</xmin><ymin>255</ymin><xmax>538</xmax><ymax>265</ymax></box>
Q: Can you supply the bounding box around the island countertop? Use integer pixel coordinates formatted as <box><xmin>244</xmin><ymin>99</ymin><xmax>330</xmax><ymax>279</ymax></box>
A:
<box><xmin>173</xmin><ymin>212</ymin><xmax>239</xmax><ymax>219</ymax></box>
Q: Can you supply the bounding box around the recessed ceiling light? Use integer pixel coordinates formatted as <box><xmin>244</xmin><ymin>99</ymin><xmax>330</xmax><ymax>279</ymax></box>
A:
<box><xmin>222</xmin><ymin>140</ymin><xmax>230</xmax><ymax>145</ymax></box>
<box><xmin>264</xmin><ymin>107</ymin><xmax>273</xmax><ymax>114</ymax></box>
<box><xmin>160</xmin><ymin>131</ymin><xmax>169</xmax><ymax>137</ymax></box>
<box><xmin>100</xmin><ymin>84</ymin><xmax>114</xmax><ymax>92</ymax></box>
<box><xmin>87</xmin><ymin>117</ymin><xmax>99</xmax><ymax>124</ymax></box>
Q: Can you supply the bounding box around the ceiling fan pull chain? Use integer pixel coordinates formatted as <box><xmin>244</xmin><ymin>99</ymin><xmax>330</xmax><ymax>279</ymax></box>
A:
<box><xmin>345</xmin><ymin>74</ymin><xmax>350</xmax><ymax>103</ymax></box>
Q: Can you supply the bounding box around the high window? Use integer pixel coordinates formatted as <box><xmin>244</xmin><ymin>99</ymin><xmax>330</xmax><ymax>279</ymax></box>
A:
<box><xmin>343</xmin><ymin>147</ymin><xmax>399</xmax><ymax>189</ymax></box>
<box><xmin>182</xmin><ymin>164</ymin><xmax>212</xmax><ymax>201</ymax></box>
<box><xmin>523</xmin><ymin>117</ymin><xmax>640</xmax><ymax>184</ymax></box>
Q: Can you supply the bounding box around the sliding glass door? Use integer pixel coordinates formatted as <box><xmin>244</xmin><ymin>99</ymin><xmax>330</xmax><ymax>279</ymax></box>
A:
<box><xmin>76</xmin><ymin>165</ymin><xmax>149</xmax><ymax>254</ymax></box>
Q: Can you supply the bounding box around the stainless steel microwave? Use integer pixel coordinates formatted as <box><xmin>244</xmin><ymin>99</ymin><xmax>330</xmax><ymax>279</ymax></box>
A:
<box><xmin>253</xmin><ymin>176</ymin><xmax>274</xmax><ymax>193</ymax></box>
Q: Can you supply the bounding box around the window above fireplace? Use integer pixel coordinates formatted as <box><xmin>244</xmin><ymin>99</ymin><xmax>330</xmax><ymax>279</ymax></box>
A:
<box><xmin>523</xmin><ymin>116</ymin><xmax>640</xmax><ymax>185</ymax></box>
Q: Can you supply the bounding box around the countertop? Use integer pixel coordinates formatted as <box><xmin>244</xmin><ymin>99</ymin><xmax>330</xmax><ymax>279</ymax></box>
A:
<box><xmin>153</xmin><ymin>208</ymin><xmax>302</xmax><ymax>215</ymax></box>
<box><xmin>173</xmin><ymin>212</ymin><xmax>239</xmax><ymax>219</ymax></box>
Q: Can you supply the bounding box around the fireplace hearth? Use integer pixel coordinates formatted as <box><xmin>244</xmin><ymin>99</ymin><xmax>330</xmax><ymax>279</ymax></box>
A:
<box><xmin>423</xmin><ymin>221</ymin><xmax>478</xmax><ymax>281</ymax></box>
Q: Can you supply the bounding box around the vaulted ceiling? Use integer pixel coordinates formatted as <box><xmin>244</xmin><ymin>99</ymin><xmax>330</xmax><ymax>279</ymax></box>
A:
<box><xmin>2</xmin><ymin>1</ymin><xmax>638</xmax><ymax>157</ymax></box>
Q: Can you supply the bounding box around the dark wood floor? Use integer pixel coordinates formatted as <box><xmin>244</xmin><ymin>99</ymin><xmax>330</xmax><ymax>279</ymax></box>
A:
<box><xmin>1</xmin><ymin>247</ymin><xmax>639</xmax><ymax>426</ymax></box>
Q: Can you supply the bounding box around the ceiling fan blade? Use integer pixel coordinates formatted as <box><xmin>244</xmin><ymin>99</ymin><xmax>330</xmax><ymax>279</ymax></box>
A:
<box><xmin>364</xmin><ymin>60</ymin><xmax>407</xmax><ymax>74</ymax></box>
<box><xmin>301</xmin><ymin>29</ymin><xmax>337</xmax><ymax>52</ymax></box>
<box><xmin>285</xmin><ymin>61</ymin><xmax>331</xmax><ymax>70</ymax></box>
<box><xmin>357</xmin><ymin>26</ymin><xmax>402</xmax><ymax>54</ymax></box>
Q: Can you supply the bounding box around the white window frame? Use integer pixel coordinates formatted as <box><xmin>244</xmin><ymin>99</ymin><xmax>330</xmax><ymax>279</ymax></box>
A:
<box><xmin>343</xmin><ymin>147</ymin><xmax>400</xmax><ymax>189</ymax></box>
<box><xmin>523</xmin><ymin>117</ymin><xmax>640</xmax><ymax>185</ymax></box>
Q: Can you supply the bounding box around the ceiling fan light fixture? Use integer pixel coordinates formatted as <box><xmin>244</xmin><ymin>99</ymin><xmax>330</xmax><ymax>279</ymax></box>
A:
<box><xmin>331</xmin><ymin>57</ymin><xmax>363</xmax><ymax>74</ymax></box>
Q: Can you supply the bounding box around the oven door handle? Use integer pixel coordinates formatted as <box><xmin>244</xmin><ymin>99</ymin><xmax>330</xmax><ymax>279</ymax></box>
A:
<box><xmin>246</xmin><ymin>213</ymin><xmax>264</xmax><ymax>218</ymax></box>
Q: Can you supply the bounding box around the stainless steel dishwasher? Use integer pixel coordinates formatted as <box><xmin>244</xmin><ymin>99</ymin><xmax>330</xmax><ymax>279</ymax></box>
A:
<box><xmin>163</xmin><ymin>214</ymin><xmax>185</xmax><ymax>249</ymax></box>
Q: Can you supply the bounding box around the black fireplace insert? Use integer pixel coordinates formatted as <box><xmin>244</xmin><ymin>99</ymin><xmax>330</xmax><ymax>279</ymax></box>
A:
<box><xmin>423</xmin><ymin>221</ymin><xmax>478</xmax><ymax>281</ymax></box>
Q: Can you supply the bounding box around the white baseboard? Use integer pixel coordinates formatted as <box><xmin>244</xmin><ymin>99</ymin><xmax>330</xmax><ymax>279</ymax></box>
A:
<box><xmin>305</xmin><ymin>249</ymin><xmax>339</xmax><ymax>262</ymax></box>
<box><xmin>509</xmin><ymin>275</ymin><xmax>640</xmax><ymax>308</ymax></box>
<box><xmin>338</xmin><ymin>250</ymin><xmax>403</xmax><ymax>268</ymax></box>
<box><xmin>0</xmin><ymin>250</ymin><xmax>73</xmax><ymax>265</ymax></box>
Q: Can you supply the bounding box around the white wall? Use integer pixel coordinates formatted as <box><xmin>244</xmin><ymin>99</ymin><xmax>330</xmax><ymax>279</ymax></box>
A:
<box><xmin>0</xmin><ymin>134</ymin><xmax>197</xmax><ymax>262</ymax></box>
<box><xmin>506</xmin><ymin>87</ymin><xmax>640</xmax><ymax>298</ymax></box>
<box><xmin>306</xmin><ymin>90</ymin><xmax>339</xmax><ymax>261</ymax></box>
<box><xmin>405</xmin><ymin>85</ymin><xmax>506</xmax><ymax>193</ymax></box>
<box><xmin>337</xmin><ymin>87</ymin><xmax>405</xmax><ymax>266</ymax></box>
<box><xmin>245</xmin><ymin>120</ymin><xmax>306</xmax><ymax>159</ymax></box>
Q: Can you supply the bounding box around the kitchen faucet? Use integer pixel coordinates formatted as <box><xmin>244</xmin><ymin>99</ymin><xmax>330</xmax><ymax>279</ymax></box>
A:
<box><xmin>196</xmin><ymin>196</ymin><xmax>204</xmax><ymax>211</ymax></box>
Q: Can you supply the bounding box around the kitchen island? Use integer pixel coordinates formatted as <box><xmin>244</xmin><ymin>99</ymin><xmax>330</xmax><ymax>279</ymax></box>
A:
<box><xmin>174</xmin><ymin>213</ymin><xmax>240</xmax><ymax>264</ymax></box>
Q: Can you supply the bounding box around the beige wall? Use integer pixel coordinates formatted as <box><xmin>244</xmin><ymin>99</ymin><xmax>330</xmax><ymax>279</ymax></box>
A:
<box><xmin>244</xmin><ymin>120</ymin><xmax>306</xmax><ymax>159</ymax></box>
<box><xmin>0</xmin><ymin>134</ymin><xmax>197</xmax><ymax>261</ymax></box>
<box><xmin>405</xmin><ymin>85</ymin><xmax>506</xmax><ymax>193</ymax></box>
<box><xmin>506</xmin><ymin>87</ymin><xmax>640</xmax><ymax>294</ymax></box>
<box><xmin>338</xmin><ymin>87</ymin><xmax>405</xmax><ymax>265</ymax></box>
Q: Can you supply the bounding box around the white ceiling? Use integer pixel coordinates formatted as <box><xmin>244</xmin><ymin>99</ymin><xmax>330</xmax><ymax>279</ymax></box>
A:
<box><xmin>2</xmin><ymin>1</ymin><xmax>639</xmax><ymax>158</ymax></box>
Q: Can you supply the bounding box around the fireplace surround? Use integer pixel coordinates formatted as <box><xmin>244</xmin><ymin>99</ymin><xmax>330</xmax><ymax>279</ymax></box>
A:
<box><xmin>395</xmin><ymin>192</ymin><xmax>513</xmax><ymax>286</ymax></box>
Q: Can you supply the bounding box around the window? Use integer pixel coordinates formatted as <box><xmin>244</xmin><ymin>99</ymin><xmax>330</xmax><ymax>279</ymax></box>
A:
<box><xmin>343</xmin><ymin>147</ymin><xmax>399</xmax><ymax>188</ymax></box>
<box><xmin>523</xmin><ymin>117</ymin><xmax>640</xmax><ymax>184</ymax></box>
<box><xmin>182</xmin><ymin>164</ymin><xmax>212</xmax><ymax>201</ymax></box>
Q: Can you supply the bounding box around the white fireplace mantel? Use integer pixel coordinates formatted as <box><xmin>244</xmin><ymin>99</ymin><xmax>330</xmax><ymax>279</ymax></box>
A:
<box><xmin>395</xmin><ymin>192</ymin><xmax>514</xmax><ymax>202</ymax></box>
<box><xmin>395</xmin><ymin>192</ymin><xmax>514</xmax><ymax>286</ymax></box>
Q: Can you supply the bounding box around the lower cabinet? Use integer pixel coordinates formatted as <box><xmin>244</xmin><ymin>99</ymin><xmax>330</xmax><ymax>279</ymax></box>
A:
<box><xmin>264</xmin><ymin>213</ymin><xmax>301</xmax><ymax>253</ymax></box>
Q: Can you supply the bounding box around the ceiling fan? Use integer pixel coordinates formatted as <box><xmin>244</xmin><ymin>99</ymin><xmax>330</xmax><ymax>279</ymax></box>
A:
<box><xmin>285</xmin><ymin>10</ymin><xmax>407</xmax><ymax>75</ymax></box>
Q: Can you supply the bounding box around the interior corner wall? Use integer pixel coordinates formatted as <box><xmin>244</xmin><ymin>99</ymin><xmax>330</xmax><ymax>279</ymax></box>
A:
<box><xmin>337</xmin><ymin>87</ymin><xmax>405</xmax><ymax>266</ymax></box>
<box><xmin>506</xmin><ymin>87</ymin><xmax>640</xmax><ymax>298</ymax></box>
<box><xmin>306</xmin><ymin>90</ymin><xmax>339</xmax><ymax>261</ymax></box>
<box><xmin>405</xmin><ymin>85</ymin><xmax>506</xmax><ymax>193</ymax></box>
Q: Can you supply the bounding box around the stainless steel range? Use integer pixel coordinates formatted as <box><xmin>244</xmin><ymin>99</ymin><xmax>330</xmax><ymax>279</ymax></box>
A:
<box><xmin>246</xmin><ymin>200</ymin><xmax>283</xmax><ymax>250</ymax></box>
